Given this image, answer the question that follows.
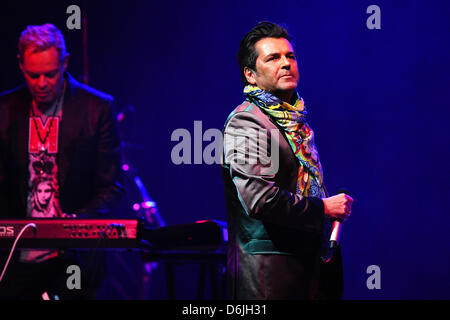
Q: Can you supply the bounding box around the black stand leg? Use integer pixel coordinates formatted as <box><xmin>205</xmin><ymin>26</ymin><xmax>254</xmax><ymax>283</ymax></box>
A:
<box><xmin>165</xmin><ymin>262</ymin><xmax>176</xmax><ymax>300</ymax></box>
<box><xmin>196</xmin><ymin>263</ymin><xmax>207</xmax><ymax>299</ymax></box>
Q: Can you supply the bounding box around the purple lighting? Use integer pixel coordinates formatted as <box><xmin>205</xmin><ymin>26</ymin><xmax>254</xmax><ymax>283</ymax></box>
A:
<box><xmin>142</xmin><ymin>201</ymin><xmax>156</xmax><ymax>209</ymax></box>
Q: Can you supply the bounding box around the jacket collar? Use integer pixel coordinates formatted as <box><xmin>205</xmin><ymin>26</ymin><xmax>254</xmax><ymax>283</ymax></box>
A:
<box><xmin>58</xmin><ymin>72</ymin><xmax>89</xmax><ymax>189</ymax></box>
<box><xmin>11</xmin><ymin>72</ymin><xmax>89</xmax><ymax>210</ymax></box>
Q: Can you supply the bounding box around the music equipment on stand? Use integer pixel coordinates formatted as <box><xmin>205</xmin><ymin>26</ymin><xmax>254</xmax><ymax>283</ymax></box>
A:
<box><xmin>141</xmin><ymin>219</ymin><xmax>227</xmax><ymax>251</ymax></box>
<box><xmin>0</xmin><ymin>218</ymin><xmax>228</xmax><ymax>299</ymax></box>
<box><xmin>140</xmin><ymin>219</ymin><xmax>228</xmax><ymax>300</ymax></box>
<box><xmin>0</xmin><ymin>218</ymin><xmax>227</xmax><ymax>249</ymax></box>
<box><xmin>0</xmin><ymin>218</ymin><xmax>141</xmax><ymax>249</ymax></box>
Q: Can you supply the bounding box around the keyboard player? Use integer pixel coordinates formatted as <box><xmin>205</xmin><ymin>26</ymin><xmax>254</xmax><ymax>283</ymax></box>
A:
<box><xmin>0</xmin><ymin>23</ymin><xmax>123</xmax><ymax>300</ymax></box>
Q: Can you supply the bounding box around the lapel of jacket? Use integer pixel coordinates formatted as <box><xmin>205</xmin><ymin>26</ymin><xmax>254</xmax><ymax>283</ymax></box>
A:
<box><xmin>58</xmin><ymin>73</ymin><xmax>87</xmax><ymax>190</ymax></box>
<box><xmin>13</xmin><ymin>88</ymin><xmax>32</xmax><ymax>208</ymax></box>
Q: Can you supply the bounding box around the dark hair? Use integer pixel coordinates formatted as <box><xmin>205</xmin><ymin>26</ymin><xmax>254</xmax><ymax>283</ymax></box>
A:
<box><xmin>237</xmin><ymin>21</ymin><xmax>292</xmax><ymax>86</ymax></box>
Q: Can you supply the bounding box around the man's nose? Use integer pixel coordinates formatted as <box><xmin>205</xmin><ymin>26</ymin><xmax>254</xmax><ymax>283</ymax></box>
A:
<box><xmin>280</xmin><ymin>56</ymin><xmax>291</xmax><ymax>70</ymax></box>
<box><xmin>37</xmin><ymin>75</ymin><xmax>48</xmax><ymax>88</ymax></box>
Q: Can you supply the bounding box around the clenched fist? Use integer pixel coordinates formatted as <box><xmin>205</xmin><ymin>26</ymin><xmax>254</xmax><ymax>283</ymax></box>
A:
<box><xmin>322</xmin><ymin>193</ymin><xmax>354</xmax><ymax>221</ymax></box>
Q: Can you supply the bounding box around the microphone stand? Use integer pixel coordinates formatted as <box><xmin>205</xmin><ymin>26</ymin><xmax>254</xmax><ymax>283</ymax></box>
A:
<box><xmin>117</xmin><ymin>105</ymin><xmax>166</xmax><ymax>299</ymax></box>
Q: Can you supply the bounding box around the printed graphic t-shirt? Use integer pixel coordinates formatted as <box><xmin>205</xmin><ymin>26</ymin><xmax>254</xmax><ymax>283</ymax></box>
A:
<box><xmin>20</xmin><ymin>98</ymin><xmax>63</xmax><ymax>263</ymax></box>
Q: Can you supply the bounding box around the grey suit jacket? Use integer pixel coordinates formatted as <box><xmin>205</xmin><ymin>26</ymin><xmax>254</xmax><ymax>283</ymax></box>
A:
<box><xmin>222</xmin><ymin>100</ymin><xmax>325</xmax><ymax>255</ymax></box>
<box><xmin>222</xmin><ymin>100</ymin><xmax>336</xmax><ymax>299</ymax></box>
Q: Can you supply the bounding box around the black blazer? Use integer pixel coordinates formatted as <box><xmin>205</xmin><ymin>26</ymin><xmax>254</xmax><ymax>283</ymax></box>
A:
<box><xmin>0</xmin><ymin>73</ymin><xmax>124</xmax><ymax>218</ymax></box>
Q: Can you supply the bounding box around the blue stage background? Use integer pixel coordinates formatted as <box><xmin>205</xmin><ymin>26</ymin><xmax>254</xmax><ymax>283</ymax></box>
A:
<box><xmin>1</xmin><ymin>0</ymin><xmax>449</xmax><ymax>299</ymax></box>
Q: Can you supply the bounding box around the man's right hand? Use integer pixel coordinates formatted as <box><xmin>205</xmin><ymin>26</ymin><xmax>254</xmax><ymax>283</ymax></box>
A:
<box><xmin>322</xmin><ymin>193</ymin><xmax>354</xmax><ymax>221</ymax></box>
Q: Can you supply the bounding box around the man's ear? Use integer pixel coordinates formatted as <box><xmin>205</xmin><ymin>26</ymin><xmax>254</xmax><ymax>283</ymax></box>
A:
<box><xmin>17</xmin><ymin>54</ymin><xmax>23</xmax><ymax>71</ymax></box>
<box><xmin>62</xmin><ymin>53</ymin><xmax>70</xmax><ymax>72</ymax></box>
<box><xmin>244</xmin><ymin>67</ymin><xmax>257</xmax><ymax>85</ymax></box>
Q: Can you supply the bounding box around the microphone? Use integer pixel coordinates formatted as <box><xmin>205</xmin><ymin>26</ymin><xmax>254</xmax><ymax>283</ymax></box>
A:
<box><xmin>322</xmin><ymin>188</ymin><xmax>350</xmax><ymax>263</ymax></box>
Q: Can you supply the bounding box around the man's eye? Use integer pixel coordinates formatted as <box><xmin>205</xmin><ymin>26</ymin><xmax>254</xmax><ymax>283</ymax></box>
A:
<box><xmin>46</xmin><ymin>72</ymin><xmax>57</xmax><ymax>78</ymax></box>
<box><xmin>28</xmin><ymin>73</ymin><xmax>39</xmax><ymax>79</ymax></box>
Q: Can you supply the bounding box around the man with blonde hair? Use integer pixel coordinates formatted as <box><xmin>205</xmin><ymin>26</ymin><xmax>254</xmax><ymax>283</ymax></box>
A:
<box><xmin>0</xmin><ymin>23</ymin><xmax>123</xmax><ymax>300</ymax></box>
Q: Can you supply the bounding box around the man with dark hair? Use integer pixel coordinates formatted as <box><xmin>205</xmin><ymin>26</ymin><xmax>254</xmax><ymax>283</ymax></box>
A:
<box><xmin>0</xmin><ymin>23</ymin><xmax>123</xmax><ymax>299</ymax></box>
<box><xmin>237</xmin><ymin>22</ymin><xmax>292</xmax><ymax>87</ymax></box>
<box><xmin>222</xmin><ymin>21</ymin><xmax>354</xmax><ymax>299</ymax></box>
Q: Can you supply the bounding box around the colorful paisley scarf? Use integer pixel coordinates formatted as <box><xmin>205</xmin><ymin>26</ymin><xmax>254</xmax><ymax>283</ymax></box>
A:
<box><xmin>244</xmin><ymin>85</ymin><xmax>326</xmax><ymax>198</ymax></box>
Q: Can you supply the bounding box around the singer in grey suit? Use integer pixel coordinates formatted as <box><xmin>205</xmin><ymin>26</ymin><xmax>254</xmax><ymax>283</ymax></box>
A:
<box><xmin>221</xmin><ymin>22</ymin><xmax>353</xmax><ymax>300</ymax></box>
